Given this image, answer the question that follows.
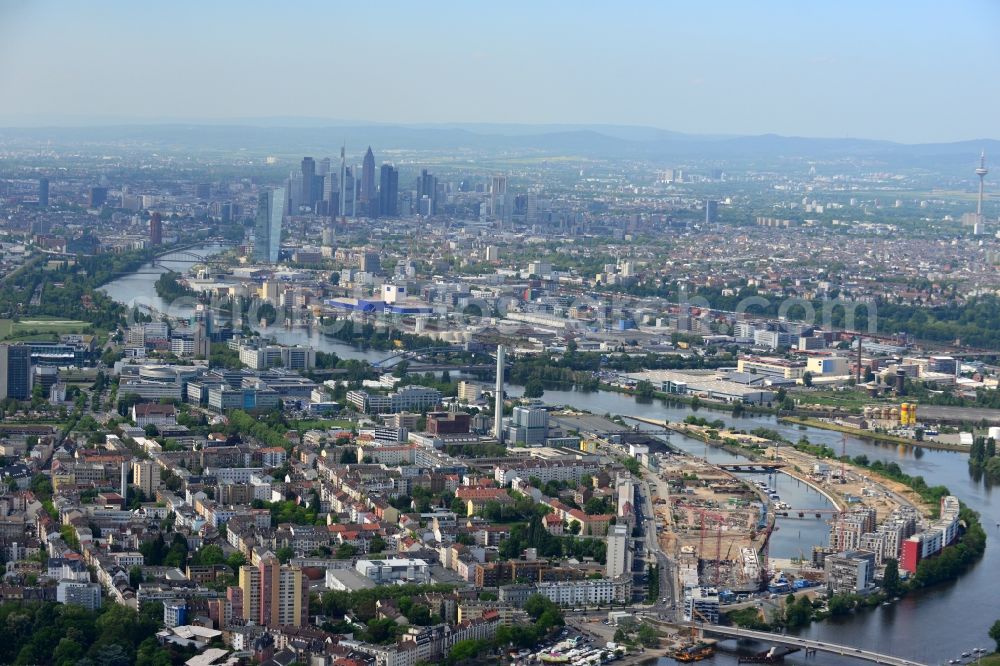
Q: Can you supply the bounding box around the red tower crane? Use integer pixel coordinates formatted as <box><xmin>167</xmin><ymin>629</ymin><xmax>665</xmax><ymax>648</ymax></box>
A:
<box><xmin>715</xmin><ymin>518</ymin><xmax>723</xmax><ymax>587</ymax></box>
<box><xmin>698</xmin><ymin>509</ymin><xmax>707</xmax><ymax>558</ymax></box>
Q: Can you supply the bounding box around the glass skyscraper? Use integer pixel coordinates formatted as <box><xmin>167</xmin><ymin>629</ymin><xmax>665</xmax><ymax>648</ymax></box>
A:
<box><xmin>253</xmin><ymin>188</ymin><xmax>285</xmax><ymax>264</ymax></box>
<box><xmin>0</xmin><ymin>343</ymin><xmax>32</xmax><ymax>400</ymax></box>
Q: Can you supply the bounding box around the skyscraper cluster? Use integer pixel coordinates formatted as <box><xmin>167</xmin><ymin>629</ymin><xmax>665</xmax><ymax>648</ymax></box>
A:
<box><xmin>291</xmin><ymin>146</ymin><xmax>400</xmax><ymax>219</ymax></box>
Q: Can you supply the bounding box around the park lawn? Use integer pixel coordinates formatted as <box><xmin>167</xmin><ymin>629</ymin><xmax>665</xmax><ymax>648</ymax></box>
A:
<box><xmin>0</xmin><ymin>316</ymin><xmax>93</xmax><ymax>341</ymax></box>
<box><xmin>292</xmin><ymin>418</ymin><xmax>357</xmax><ymax>431</ymax></box>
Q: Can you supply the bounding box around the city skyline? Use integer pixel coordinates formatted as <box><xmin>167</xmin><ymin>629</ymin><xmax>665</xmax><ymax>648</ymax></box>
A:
<box><xmin>0</xmin><ymin>1</ymin><xmax>998</xmax><ymax>143</ymax></box>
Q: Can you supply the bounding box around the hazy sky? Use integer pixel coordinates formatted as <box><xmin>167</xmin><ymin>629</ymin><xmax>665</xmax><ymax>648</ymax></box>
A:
<box><xmin>1</xmin><ymin>0</ymin><xmax>998</xmax><ymax>142</ymax></box>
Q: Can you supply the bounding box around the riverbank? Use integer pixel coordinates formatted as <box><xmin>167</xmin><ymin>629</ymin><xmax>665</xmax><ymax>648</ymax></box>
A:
<box><xmin>660</xmin><ymin>421</ymin><xmax>769</xmax><ymax>460</ymax></box>
<box><xmin>779</xmin><ymin>415</ymin><xmax>971</xmax><ymax>452</ymax></box>
<box><xmin>601</xmin><ymin>383</ymin><xmax>778</xmax><ymax>416</ymax></box>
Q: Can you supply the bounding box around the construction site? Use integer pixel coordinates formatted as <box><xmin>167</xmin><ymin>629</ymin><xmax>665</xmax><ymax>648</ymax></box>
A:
<box><xmin>651</xmin><ymin>449</ymin><xmax>773</xmax><ymax>593</ymax></box>
<box><xmin>764</xmin><ymin>439</ymin><xmax>928</xmax><ymax>524</ymax></box>
<box><xmin>647</xmin><ymin>423</ymin><xmax>931</xmax><ymax>597</ymax></box>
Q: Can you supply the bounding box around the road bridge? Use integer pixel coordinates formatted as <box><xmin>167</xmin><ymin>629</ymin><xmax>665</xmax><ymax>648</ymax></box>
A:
<box><xmin>371</xmin><ymin>343</ymin><xmax>490</xmax><ymax>369</ymax></box>
<box><xmin>622</xmin><ymin>415</ymin><xmax>670</xmax><ymax>429</ymax></box>
<box><xmin>717</xmin><ymin>463</ymin><xmax>786</xmax><ymax>472</ymax></box>
<box><xmin>688</xmin><ymin>623</ymin><xmax>927</xmax><ymax>666</ymax></box>
<box><xmin>404</xmin><ymin>363</ymin><xmax>495</xmax><ymax>372</ymax></box>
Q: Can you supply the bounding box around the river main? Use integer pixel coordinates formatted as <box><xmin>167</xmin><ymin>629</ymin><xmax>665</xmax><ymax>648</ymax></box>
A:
<box><xmin>103</xmin><ymin>245</ymin><xmax>995</xmax><ymax>666</ymax></box>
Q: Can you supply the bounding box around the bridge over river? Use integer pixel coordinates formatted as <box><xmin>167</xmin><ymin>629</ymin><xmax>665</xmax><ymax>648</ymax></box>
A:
<box><xmin>691</xmin><ymin>623</ymin><xmax>928</xmax><ymax>666</ymax></box>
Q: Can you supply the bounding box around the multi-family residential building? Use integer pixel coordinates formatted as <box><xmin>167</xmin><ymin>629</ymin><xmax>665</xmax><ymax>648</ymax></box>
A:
<box><xmin>494</xmin><ymin>459</ymin><xmax>599</xmax><ymax>486</ymax></box>
<box><xmin>236</xmin><ymin>557</ymin><xmax>309</xmax><ymax>628</ymax></box>
<box><xmin>532</xmin><ymin>576</ymin><xmax>631</xmax><ymax>606</ymax></box>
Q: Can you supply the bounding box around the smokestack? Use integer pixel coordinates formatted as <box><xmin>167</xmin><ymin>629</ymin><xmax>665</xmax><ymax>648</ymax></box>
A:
<box><xmin>121</xmin><ymin>461</ymin><xmax>128</xmax><ymax>505</ymax></box>
<box><xmin>895</xmin><ymin>369</ymin><xmax>906</xmax><ymax>395</ymax></box>
<box><xmin>494</xmin><ymin>345</ymin><xmax>505</xmax><ymax>443</ymax></box>
<box><xmin>856</xmin><ymin>336</ymin><xmax>862</xmax><ymax>384</ymax></box>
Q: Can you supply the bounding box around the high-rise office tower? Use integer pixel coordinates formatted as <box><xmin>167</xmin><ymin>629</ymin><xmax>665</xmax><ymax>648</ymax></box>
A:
<box><xmin>312</xmin><ymin>173</ymin><xmax>325</xmax><ymax>210</ymax></box>
<box><xmin>359</xmin><ymin>250</ymin><xmax>381</xmax><ymax>274</ymax></box>
<box><xmin>418</xmin><ymin>169</ymin><xmax>437</xmax><ymax>215</ymax></box>
<box><xmin>237</xmin><ymin>557</ymin><xmax>308</xmax><ymax>628</ymax></box>
<box><xmin>0</xmin><ymin>343</ymin><xmax>33</xmax><ymax>400</ymax></box>
<box><xmin>490</xmin><ymin>175</ymin><xmax>512</xmax><ymax>226</ymax></box>
<box><xmin>606</xmin><ymin>524</ymin><xmax>631</xmax><ymax>579</ymax></box>
<box><xmin>525</xmin><ymin>193</ymin><xmax>538</xmax><ymax>225</ymax></box>
<box><xmin>321</xmin><ymin>224</ymin><xmax>335</xmax><ymax>246</ymax></box>
<box><xmin>88</xmin><ymin>186</ymin><xmax>108</xmax><ymax>208</ymax></box>
<box><xmin>323</xmin><ymin>167</ymin><xmax>340</xmax><ymax>217</ymax></box>
<box><xmin>38</xmin><ymin>178</ymin><xmax>49</xmax><ymax>207</ymax></box>
<box><xmin>705</xmin><ymin>199</ymin><xmax>719</xmax><ymax>224</ymax></box>
<box><xmin>149</xmin><ymin>212</ymin><xmax>163</xmax><ymax>245</ymax></box>
<box><xmin>360</xmin><ymin>147</ymin><xmax>376</xmax><ymax>214</ymax></box>
<box><xmin>343</xmin><ymin>167</ymin><xmax>355</xmax><ymax>216</ymax></box>
<box><xmin>378</xmin><ymin>164</ymin><xmax>399</xmax><ymax>217</ymax></box>
<box><xmin>339</xmin><ymin>144</ymin><xmax>347</xmax><ymax>217</ymax></box>
<box><xmin>319</xmin><ymin>157</ymin><xmax>331</xmax><ymax>176</ymax></box>
<box><xmin>252</xmin><ymin>188</ymin><xmax>286</xmax><ymax>264</ymax></box>
<box><xmin>301</xmin><ymin>157</ymin><xmax>317</xmax><ymax>208</ymax></box>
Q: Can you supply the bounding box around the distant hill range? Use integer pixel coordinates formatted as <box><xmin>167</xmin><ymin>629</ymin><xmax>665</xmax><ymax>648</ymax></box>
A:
<box><xmin>1</xmin><ymin>120</ymin><xmax>997</xmax><ymax>164</ymax></box>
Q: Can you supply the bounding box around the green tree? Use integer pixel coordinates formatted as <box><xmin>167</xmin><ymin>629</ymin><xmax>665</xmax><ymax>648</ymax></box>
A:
<box><xmin>449</xmin><ymin>639</ymin><xmax>488</xmax><ymax>663</ymax></box>
<box><xmin>783</xmin><ymin>594</ymin><xmax>813</xmax><ymax>628</ymax></box>
<box><xmin>227</xmin><ymin>552</ymin><xmax>247</xmax><ymax>573</ymax></box>
<box><xmin>802</xmin><ymin>371</ymin><xmax>813</xmax><ymax>387</ymax></box>
<box><xmin>635</xmin><ymin>623</ymin><xmax>660</xmax><ymax>648</ymax></box>
<box><xmin>364</xmin><ymin>617</ymin><xmax>399</xmax><ymax>644</ymax></box>
<box><xmin>882</xmin><ymin>558</ymin><xmax>902</xmax><ymax>597</ymax></box>
<box><xmin>191</xmin><ymin>544</ymin><xmax>225</xmax><ymax>566</ymax></box>
<box><xmin>646</xmin><ymin>564</ymin><xmax>660</xmax><ymax>602</ymax></box>
<box><xmin>989</xmin><ymin>619</ymin><xmax>1000</xmax><ymax>651</ymax></box>
<box><xmin>523</xmin><ymin>378</ymin><xmax>545</xmax><ymax>399</ymax></box>
<box><xmin>52</xmin><ymin>636</ymin><xmax>85</xmax><ymax>666</ymax></box>
<box><xmin>827</xmin><ymin>594</ymin><xmax>855</xmax><ymax>616</ymax></box>
<box><xmin>406</xmin><ymin>603</ymin><xmax>432</xmax><ymax>626</ymax></box>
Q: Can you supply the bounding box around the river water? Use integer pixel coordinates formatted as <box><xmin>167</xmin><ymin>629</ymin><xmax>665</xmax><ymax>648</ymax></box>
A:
<box><xmin>99</xmin><ymin>245</ymin><xmax>384</xmax><ymax>362</ymax></box>
<box><xmin>514</xmin><ymin>388</ymin><xmax>998</xmax><ymax>666</ymax></box>
<box><xmin>103</xmin><ymin>245</ymin><xmax>996</xmax><ymax>666</ymax></box>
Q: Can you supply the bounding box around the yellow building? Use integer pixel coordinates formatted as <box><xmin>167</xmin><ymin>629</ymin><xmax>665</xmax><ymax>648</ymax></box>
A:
<box><xmin>259</xmin><ymin>281</ymin><xmax>281</xmax><ymax>304</ymax></box>
<box><xmin>131</xmin><ymin>460</ymin><xmax>161</xmax><ymax>496</ymax></box>
<box><xmin>238</xmin><ymin>557</ymin><xmax>307</xmax><ymax>628</ymax></box>
<box><xmin>737</xmin><ymin>357</ymin><xmax>806</xmax><ymax>380</ymax></box>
